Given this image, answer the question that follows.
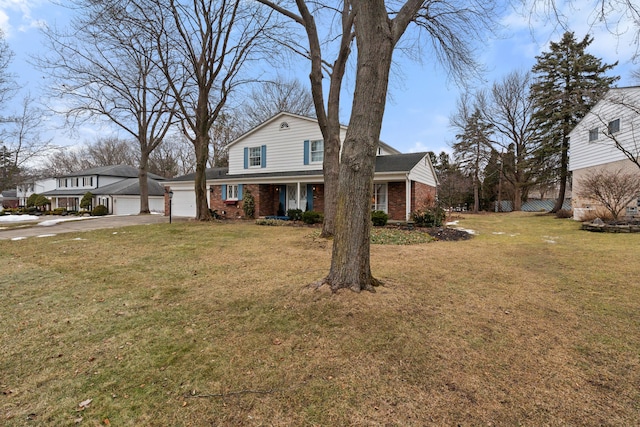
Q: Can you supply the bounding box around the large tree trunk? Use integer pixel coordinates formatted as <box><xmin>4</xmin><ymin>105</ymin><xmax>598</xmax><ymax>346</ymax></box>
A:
<box><xmin>194</xmin><ymin>133</ymin><xmax>211</xmax><ymax>221</ymax></box>
<box><xmin>319</xmin><ymin>1</ymin><xmax>393</xmax><ymax>292</ymax></box>
<box><xmin>551</xmin><ymin>135</ymin><xmax>569</xmax><ymax>213</ymax></box>
<box><xmin>138</xmin><ymin>149</ymin><xmax>151</xmax><ymax>214</ymax></box>
<box><xmin>320</xmin><ymin>131</ymin><xmax>340</xmax><ymax>237</ymax></box>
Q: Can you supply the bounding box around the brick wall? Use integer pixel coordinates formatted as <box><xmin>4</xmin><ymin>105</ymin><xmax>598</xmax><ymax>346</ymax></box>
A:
<box><xmin>387</xmin><ymin>182</ymin><xmax>406</xmax><ymax>220</ymax></box>
<box><xmin>412</xmin><ymin>181</ymin><xmax>437</xmax><ymax>211</ymax></box>
<box><xmin>311</xmin><ymin>184</ymin><xmax>324</xmax><ymax>212</ymax></box>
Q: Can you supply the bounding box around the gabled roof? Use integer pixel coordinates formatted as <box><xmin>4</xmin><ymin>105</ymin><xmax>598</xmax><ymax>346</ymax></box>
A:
<box><xmin>225</xmin><ymin>111</ymin><xmax>401</xmax><ymax>154</ymax></box>
<box><xmin>41</xmin><ymin>177</ymin><xmax>166</xmax><ymax>197</ymax></box>
<box><xmin>375</xmin><ymin>152</ymin><xmax>428</xmax><ymax>172</ymax></box>
<box><xmin>92</xmin><ymin>178</ymin><xmax>166</xmax><ymax>196</ymax></box>
<box><xmin>57</xmin><ymin>164</ymin><xmax>166</xmax><ymax>180</ymax></box>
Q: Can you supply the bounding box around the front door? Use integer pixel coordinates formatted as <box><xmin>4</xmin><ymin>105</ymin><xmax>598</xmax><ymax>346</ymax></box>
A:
<box><xmin>286</xmin><ymin>184</ymin><xmax>307</xmax><ymax>211</ymax></box>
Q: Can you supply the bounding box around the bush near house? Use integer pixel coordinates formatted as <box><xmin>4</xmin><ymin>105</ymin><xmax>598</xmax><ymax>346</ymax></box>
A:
<box><xmin>411</xmin><ymin>206</ymin><xmax>446</xmax><ymax>227</ymax></box>
<box><xmin>301</xmin><ymin>210</ymin><xmax>323</xmax><ymax>224</ymax></box>
<box><xmin>287</xmin><ymin>209</ymin><xmax>303</xmax><ymax>221</ymax></box>
<box><xmin>80</xmin><ymin>192</ymin><xmax>94</xmax><ymax>211</ymax></box>
<box><xmin>91</xmin><ymin>205</ymin><xmax>109</xmax><ymax>216</ymax></box>
<box><xmin>371</xmin><ymin>210</ymin><xmax>389</xmax><ymax>226</ymax></box>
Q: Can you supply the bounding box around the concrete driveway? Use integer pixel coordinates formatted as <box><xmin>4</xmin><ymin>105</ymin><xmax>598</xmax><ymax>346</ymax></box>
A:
<box><xmin>0</xmin><ymin>214</ymin><xmax>171</xmax><ymax>241</ymax></box>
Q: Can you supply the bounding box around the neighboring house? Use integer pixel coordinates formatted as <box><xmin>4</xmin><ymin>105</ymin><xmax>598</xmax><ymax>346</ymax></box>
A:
<box><xmin>165</xmin><ymin>112</ymin><xmax>439</xmax><ymax>221</ymax></box>
<box><xmin>40</xmin><ymin>165</ymin><xmax>167</xmax><ymax>215</ymax></box>
<box><xmin>17</xmin><ymin>178</ymin><xmax>57</xmax><ymax>206</ymax></box>
<box><xmin>569</xmin><ymin>86</ymin><xmax>640</xmax><ymax>220</ymax></box>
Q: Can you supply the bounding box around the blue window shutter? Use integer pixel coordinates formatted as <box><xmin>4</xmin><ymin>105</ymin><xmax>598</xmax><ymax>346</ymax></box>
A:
<box><xmin>303</xmin><ymin>140</ymin><xmax>310</xmax><ymax>165</ymax></box>
<box><xmin>261</xmin><ymin>145</ymin><xmax>267</xmax><ymax>168</ymax></box>
<box><xmin>238</xmin><ymin>184</ymin><xmax>243</xmax><ymax>200</ymax></box>
<box><xmin>221</xmin><ymin>185</ymin><xmax>227</xmax><ymax>200</ymax></box>
<box><xmin>279</xmin><ymin>185</ymin><xmax>286</xmax><ymax>208</ymax></box>
<box><xmin>307</xmin><ymin>184</ymin><xmax>313</xmax><ymax>211</ymax></box>
<box><xmin>244</xmin><ymin>147</ymin><xmax>248</xmax><ymax>169</ymax></box>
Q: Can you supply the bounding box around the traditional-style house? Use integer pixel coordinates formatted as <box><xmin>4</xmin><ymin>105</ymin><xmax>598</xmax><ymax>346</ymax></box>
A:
<box><xmin>569</xmin><ymin>86</ymin><xmax>640</xmax><ymax>219</ymax></box>
<box><xmin>41</xmin><ymin>165</ymin><xmax>166</xmax><ymax>215</ymax></box>
<box><xmin>166</xmin><ymin>112</ymin><xmax>439</xmax><ymax>221</ymax></box>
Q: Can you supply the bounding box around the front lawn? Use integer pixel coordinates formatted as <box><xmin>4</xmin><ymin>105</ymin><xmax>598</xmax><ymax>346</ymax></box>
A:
<box><xmin>1</xmin><ymin>213</ymin><xmax>638</xmax><ymax>425</ymax></box>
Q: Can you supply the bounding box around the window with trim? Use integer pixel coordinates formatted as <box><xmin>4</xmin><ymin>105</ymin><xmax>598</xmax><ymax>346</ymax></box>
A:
<box><xmin>588</xmin><ymin>127</ymin><xmax>599</xmax><ymax>142</ymax></box>
<box><xmin>310</xmin><ymin>140</ymin><xmax>324</xmax><ymax>162</ymax></box>
<box><xmin>608</xmin><ymin>118</ymin><xmax>620</xmax><ymax>134</ymax></box>
<box><xmin>371</xmin><ymin>183</ymin><xmax>388</xmax><ymax>213</ymax></box>
<box><xmin>226</xmin><ymin>184</ymin><xmax>239</xmax><ymax>200</ymax></box>
<box><xmin>249</xmin><ymin>146</ymin><xmax>262</xmax><ymax>167</ymax></box>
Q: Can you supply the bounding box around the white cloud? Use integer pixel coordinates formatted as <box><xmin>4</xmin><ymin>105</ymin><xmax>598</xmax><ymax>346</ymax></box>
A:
<box><xmin>0</xmin><ymin>0</ymin><xmax>45</xmax><ymax>37</ymax></box>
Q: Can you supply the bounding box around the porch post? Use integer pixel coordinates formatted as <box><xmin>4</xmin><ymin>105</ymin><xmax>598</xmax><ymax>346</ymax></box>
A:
<box><xmin>296</xmin><ymin>182</ymin><xmax>301</xmax><ymax>210</ymax></box>
<box><xmin>405</xmin><ymin>176</ymin><xmax>412</xmax><ymax>221</ymax></box>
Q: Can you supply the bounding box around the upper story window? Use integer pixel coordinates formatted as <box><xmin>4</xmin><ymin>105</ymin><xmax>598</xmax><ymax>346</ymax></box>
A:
<box><xmin>588</xmin><ymin>127</ymin><xmax>599</xmax><ymax>142</ymax></box>
<box><xmin>310</xmin><ymin>140</ymin><xmax>324</xmax><ymax>163</ymax></box>
<box><xmin>608</xmin><ymin>118</ymin><xmax>620</xmax><ymax>134</ymax></box>
<box><xmin>83</xmin><ymin>177</ymin><xmax>93</xmax><ymax>186</ymax></box>
<box><xmin>280</xmin><ymin>121</ymin><xmax>289</xmax><ymax>130</ymax></box>
<box><xmin>304</xmin><ymin>139</ymin><xmax>324</xmax><ymax>165</ymax></box>
<box><xmin>249</xmin><ymin>146</ymin><xmax>262</xmax><ymax>167</ymax></box>
<box><xmin>244</xmin><ymin>145</ymin><xmax>266</xmax><ymax>169</ymax></box>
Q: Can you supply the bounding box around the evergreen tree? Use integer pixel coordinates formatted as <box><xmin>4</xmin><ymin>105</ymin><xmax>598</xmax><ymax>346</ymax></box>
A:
<box><xmin>452</xmin><ymin>109</ymin><xmax>494</xmax><ymax>213</ymax></box>
<box><xmin>530</xmin><ymin>32</ymin><xmax>618</xmax><ymax>212</ymax></box>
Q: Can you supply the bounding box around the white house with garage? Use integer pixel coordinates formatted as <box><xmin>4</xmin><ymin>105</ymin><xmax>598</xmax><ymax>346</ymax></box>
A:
<box><xmin>165</xmin><ymin>112</ymin><xmax>439</xmax><ymax>221</ymax></box>
<box><xmin>40</xmin><ymin>165</ymin><xmax>167</xmax><ymax>215</ymax></box>
<box><xmin>569</xmin><ymin>86</ymin><xmax>640</xmax><ymax>219</ymax></box>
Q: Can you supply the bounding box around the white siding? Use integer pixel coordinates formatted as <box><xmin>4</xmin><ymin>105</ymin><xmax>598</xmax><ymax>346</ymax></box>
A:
<box><xmin>569</xmin><ymin>87</ymin><xmax>640</xmax><ymax>172</ymax></box>
<box><xmin>228</xmin><ymin>114</ymin><xmax>343</xmax><ymax>175</ymax></box>
<box><xmin>408</xmin><ymin>155</ymin><xmax>438</xmax><ymax>187</ymax></box>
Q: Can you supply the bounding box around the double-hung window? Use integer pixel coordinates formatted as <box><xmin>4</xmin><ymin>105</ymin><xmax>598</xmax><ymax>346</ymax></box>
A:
<box><xmin>310</xmin><ymin>140</ymin><xmax>324</xmax><ymax>163</ymax></box>
<box><xmin>249</xmin><ymin>147</ymin><xmax>262</xmax><ymax>167</ymax></box>
<box><xmin>588</xmin><ymin>128</ymin><xmax>599</xmax><ymax>142</ymax></box>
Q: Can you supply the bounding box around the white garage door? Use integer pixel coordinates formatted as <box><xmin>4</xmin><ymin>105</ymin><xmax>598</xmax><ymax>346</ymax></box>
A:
<box><xmin>114</xmin><ymin>197</ymin><xmax>141</xmax><ymax>215</ymax></box>
<box><xmin>170</xmin><ymin>188</ymin><xmax>197</xmax><ymax>218</ymax></box>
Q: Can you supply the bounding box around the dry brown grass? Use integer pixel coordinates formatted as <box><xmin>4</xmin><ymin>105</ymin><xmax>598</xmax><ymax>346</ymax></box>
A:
<box><xmin>1</xmin><ymin>213</ymin><xmax>639</xmax><ymax>426</ymax></box>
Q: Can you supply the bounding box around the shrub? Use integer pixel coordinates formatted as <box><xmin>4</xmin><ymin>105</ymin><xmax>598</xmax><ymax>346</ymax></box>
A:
<box><xmin>555</xmin><ymin>209</ymin><xmax>573</xmax><ymax>219</ymax></box>
<box><xmin>27</xmin><ymin>193</ymin><xmax>50</xmax><ymax>208</ymax></box>
<box><xmin>80</xmin><ymin>192</ymin><xmax>94</xmax><ymax>211</ymax></box>
<box><xmin>301</xmin><ymin>210</ymin><xmax>323</xmax><ymax>224</ymax></box>
<box><xmin>371</xmin><ymin>210</ymin><xmax>389</xmax><ymax>227</ymax></box>
<box><xmin>287</xmin><ymin>208</ymin><xmax>303</xmax><ymax>221</ymax></box>
<box><xmin>242</xmin><ymin>189</ymin><xmax>255</xmax><ymax>218</ymax></box>
<box><xmin>91</xmin><ymin>205</ymin><xmax>109</xmax><ymax>216</ymax></box>
<box><xmin>411</xmin><ymin>206</ymin><xmax>446</xmax><ymax>227</ymax></box>
<box><xmin>53</xmin><ymin>207</ymin><xmax>67</xmax><ymax>215</ymax></box>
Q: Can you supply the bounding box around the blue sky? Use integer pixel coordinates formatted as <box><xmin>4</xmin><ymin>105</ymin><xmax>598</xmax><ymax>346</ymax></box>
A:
<box><xmin>1</xmin><ymin>0</ymin><xmax>638</xmax><ymax>157</ymax></box>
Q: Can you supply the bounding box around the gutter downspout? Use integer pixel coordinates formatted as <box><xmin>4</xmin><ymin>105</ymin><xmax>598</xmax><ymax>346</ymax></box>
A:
<box><xmin>405</xmin><ymin>174</ymin><xmax>411</xmax><ymax>222</ymax></box>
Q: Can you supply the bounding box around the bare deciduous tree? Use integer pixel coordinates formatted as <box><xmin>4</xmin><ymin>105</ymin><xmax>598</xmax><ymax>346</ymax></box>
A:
<box><xmin>239</xmin><ymin>76</ymin><xmax>315</xmax><ymax>130</ymax></box>
<box><xmin>577</xmin><ymin>168</ymin><xmax>640</xmax><ymax>219</ymax></box>
<box><xmin>487</xmin><ymin>70</ymin><xmax>540</xmax><ymax>211</ymax></box>
<box><xmin>136</xmin><ymin>0</ymin><xmax>280</xmax><ymax>220</ymax></box>
<box><xmin>38</xmin><ymin>0</ymin><xmax>176</xmax><ymax>214</ymax></box>
<box><xmin>42</xmin><ymin>137</ymin><xmax>138</xmax><ymax>176</ymax></box>
<box><xmin>0</xmin><ymin>95</ymin><xmax>54</xmax><ymax>190</ymax></box>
